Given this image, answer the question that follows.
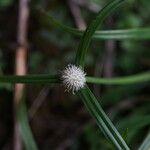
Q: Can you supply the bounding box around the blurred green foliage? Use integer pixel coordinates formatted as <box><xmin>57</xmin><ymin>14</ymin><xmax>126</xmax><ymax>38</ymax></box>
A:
<box><xmin>0</xmin><ymin>0</ymin><xmax>13</xmax><ymax>8</ymax></box>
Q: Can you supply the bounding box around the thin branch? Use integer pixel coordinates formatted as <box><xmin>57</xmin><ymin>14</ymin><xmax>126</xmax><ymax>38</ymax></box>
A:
<box><xmin>14</xmin><ymin>0</ymin><xmax>30</xmax><ymax>149</ymax></box>
<box><xmin>28</xmin><ymin>86</ymin><xmax>50</xmax><ymax>120</ymax></box>
<box><xmin>72</xmin><ymin>0</ymin><xmax>101</xmax><ymax>13</ymax></box>
<box><xmin>67</xmin><ymin>0</ymin><xmax>86</xmax><ymax>30</ymax></box>
<box><xmin>103</xmin><ymin>16</ymin><xmax>115</xmax><ymax>89</ymax></box>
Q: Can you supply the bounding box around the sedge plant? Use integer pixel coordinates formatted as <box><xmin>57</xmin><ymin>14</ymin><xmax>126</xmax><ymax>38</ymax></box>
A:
<box><xmin>0</xmin><ymin>0</ymin><xmax>150</xmax><ymax>149</ymax></box>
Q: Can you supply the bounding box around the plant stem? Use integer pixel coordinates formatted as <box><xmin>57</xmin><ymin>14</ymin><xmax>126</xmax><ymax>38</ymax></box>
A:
<box><xmin>86</xmin><ymin>72</ymin><xmax>150</xmax><ymax>85</ymax></box>
<box><xmin>0</xmin><ymin>75</ymin><xmax>60</xmax><ymax>84</ymax></box>
<box><xmin>0</xmin><ymin>72</ymin><xmax>149</xmax><ymax>85</ymax></box>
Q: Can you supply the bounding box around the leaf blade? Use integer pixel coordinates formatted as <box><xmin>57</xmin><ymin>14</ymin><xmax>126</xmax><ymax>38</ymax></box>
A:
<box><xmin>75</xmin><ymin>0</ymin><xmax>126</xmax><ymax>67</ymax></box>
<box><xmin>17</xmin><ymin>92</ymin><xmax>38</xmax><ymax>150</ymax></box>
<box><xmin>0</xmin><ymin>71</ymin><xmax>149</xmax><ymax>85</ymax></box>
<box><xmin>39</xmin><ymin>10</ymin><xmax>150</xmax><ymax>40</ymax></box>
<box><xmin>0</xmin><ymin>74</ymin><xmax>60</xmax><ymax>84</ymax></box>
<box><xmin>78</xmin><ymin>85</ymin><xmax>130</xmax><ymax>150</ymax></box>
<box><xmin>138</xmin><ymin>132</ymin><xmax>150</xmax><ymax>150</ymax></box>
<box><xmin>86</xmin><ymin>71</ymin><xmax>150</xmax><ymax>85</ymax></box>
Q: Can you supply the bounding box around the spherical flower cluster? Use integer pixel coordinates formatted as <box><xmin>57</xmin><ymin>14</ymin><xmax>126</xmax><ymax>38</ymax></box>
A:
<box><xmin>61</xmin><ymin>64</ymin><xmax>86</xmax><ymax>94</ymax></box>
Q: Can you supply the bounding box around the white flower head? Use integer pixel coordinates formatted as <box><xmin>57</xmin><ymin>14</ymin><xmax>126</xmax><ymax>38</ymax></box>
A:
<box><xmin>61</xmin><ymin>64</ymin><xmax>86</xmax><ymax>94</ymax></box>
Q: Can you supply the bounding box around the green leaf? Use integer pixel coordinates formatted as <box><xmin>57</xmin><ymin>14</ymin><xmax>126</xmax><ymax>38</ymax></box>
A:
<box><xmin>0</xmin><ymin>74</ymin><xmax>60</xmax><ymax>84</ymax></box>
<box><xmin>17</xmin><ymin>91</ymin><xmax>38</xmax><ymax>150</ymax></box>
<box><xmin>94</xmin><ymin>28</ymin><xmax>150</xmax><ymax>40</ymax></box>
<box><xmin>39</xmin><ymin>10</ymin><xmax>150</xmax><ymax>40</ymax></box>
<box><xmin>0</xmin><ymin>72</ymin><xmax>149</xmax><ymax>85</ymax></box>
<box><xmin>139</xmin><ymin>132</ymin><xmax>150</xmax><ymax>150</ymax></box>
<box><xmin>75</xmin><ymin>0</ymin><xmax>126</xmax><ymax>67</ymax></box>
<box><xmin>86</xmin><ymin>71</ymin><xmax>150</xmax><ymax>85</ymax></box>
<box><xmin>118</xmin><ymin>115</ymin><xmax>150</xmax><ymax>143</ymax></box>
<box><xmin>78</xmin><ymin>85</ymin><xmax>130</xmax><ymax>150</ymax></box>
<box><xmin>37</xmin><ymin>7</ymin><xmax>81</xmax><ymax>36</ymax></box>
<box><xmin>0</xmin><ymin>0</ymin><xmax>13</xmax><ymax>8</ymax></box>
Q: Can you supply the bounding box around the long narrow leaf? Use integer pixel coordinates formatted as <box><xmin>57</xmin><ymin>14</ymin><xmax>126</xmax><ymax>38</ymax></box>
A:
<box><xmin>94</xmin><ymin>28</ymin><xmax>150</xmax><ymax>40</ymax></box>
<box><xmin>0</xmin><ymin>74</ymin><xmax>60</xmax><ymax>83</ymax></box>
<box><xmin>17</xmin><ymin>91</ymin><xmax>38</xmax><ymax>150</ymax></box>
<box><xmin>39</xmin><ymin>10</ymin><xmax>150</xmax><ymax>40</ymax></box>
<box><xmin>118</xmin><ymin>115</ymin><xmax>150</xmax><ymax>143</ymax></box>
<box><xmin>138</xmin><ymin>132</ymin><xmax>150</xmax><ymax>150</ymax></box>
<box><xmin>1</xmin><ymin>72</ymin><xmax>149</xmax><ymax>85</ymax></box>
<box><xmin>37</xmin><ymin>7</ymin><xmax>81</xmax><ymax>36</ymax></box>
<box><xmin>75</xmin><ymin>0</ymin><xmax>126</xmax><ymax>67</ymax></box>
<box><xmin>86</xmin><ymin>71</ymin><xmax>150</xmax><ymax>85</ymax></box>
<box><xmin>78</xmin><ymin>85</ymin><xmax>130</xmax><ymax>150</ymax></box>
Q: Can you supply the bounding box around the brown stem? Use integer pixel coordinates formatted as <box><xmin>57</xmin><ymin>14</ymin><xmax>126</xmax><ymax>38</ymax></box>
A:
<box><xmin>71</xmin><ymin>0</ymin><xmax>101</xmax><ymax>13</ymax></box>
<box><xmin>14</xmin><ymin>0</ymin><xmax>29</xmax><ymax>149</ymax></box>
<box><xmin>93</xmin><ymin>54</ymin><xmax>105</xmax><ymax>97</ymax></box>
<box><xmin>103</xmin><ymin>17</ymin><xmax>115</xmax><ymax>89</ymax></box>
<box><xmin>67</xmin><ymin>0</ymin><xmax>86</xmax><ymax>30</ymax></box>
<box><xmin>28</xmin><ymin>86</ymin><xmax>50</xmax><ymax>120</ymax></box>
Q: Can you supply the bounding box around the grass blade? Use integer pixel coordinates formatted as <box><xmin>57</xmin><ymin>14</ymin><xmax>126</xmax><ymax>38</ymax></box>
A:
<box><xmin>94</xmin><ymin>28</ymin><xmax>150</xmax><ymax>40</ymax></box>
<box><xmin>0</xmin><ymin>74</ymin><xmax>60</xmax><ymax>84</ymax></box>
<box><xmin>1</xmin><ymin>71</ymin><xmax>149</xmax><ymax>85</ymax></box>
<box><xmin>39</xmin><ymin>10</ymin><xmax>150</xmax><ymax>40</ymax></box>
<box><xmin>138</xmin><ymin>132</ymin><xmax>150</xmax><ymax>150</ymax></box>
<box><xmin>86</xmin><ymin>71</ymin><xmax>150</xmax><ymax>85</ymax></box>
<box><xmin>37</xmin><ymin>7</ymin><xmax>81</xmax><ymax>36</ymax></box>
<box><xmin>78</xmin><ymin>85</ymin><xmax>130</xmax><ymax>150</ymax></box>
<box><xmin>17</xmin><ymin>91</ymin><xmax>38</xmax><ymax>150</ymax></box>
<box><xmin>118</xmin><ymin>115</ymin><xmax>150</xmax><ymax>143</ymax></box>
<box><xmin>75</xmin><ymin>0</ymin><xmax>126</xmax><ymax>67</ymax></box>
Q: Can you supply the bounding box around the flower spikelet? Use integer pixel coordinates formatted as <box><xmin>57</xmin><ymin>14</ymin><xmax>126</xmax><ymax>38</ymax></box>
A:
<box><xmin>61</xmin><ymin>64</ymin><xmax>86</xmax><ymax>94</ymax></box>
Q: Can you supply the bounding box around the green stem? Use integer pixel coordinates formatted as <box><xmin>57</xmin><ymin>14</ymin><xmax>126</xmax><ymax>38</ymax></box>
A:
<box><xmin>0</xmin><ymin>75</ymin><xmax>60</xmax><ymax>84</ymax></box>
<box><xmin>86</xmin><ymin>72</ymin><xmax>150</xmax><ymax>85</ymax></box>
<box><xmin>94</xmin><ymin>28</ymin><xmax>150</xmax><ymax>40</ymax></box>
<box><xmin>17</xmin><ymin>91</ymin><xmax>38</xmax><ymax>150</ymax></box>
<box><xmin>138</xmin><ymin>131</ymin><xmax>150</xmax><ymax>150</ymax></box>
<box><xmin>78</xmin><ymin>86</ymin><xmax>130</xmax><ymax>149</ymax></box>
<box><xmin>39</xmin><ymin>9</ymin><xmax>150</xmax><ymax>40</ymax></box>
<box><xmin>0</xmin><ymin>72</ymin><xmax>149</xmax><ymax>85</ymax></box>
<box><xmin>75</xmin><ymin>0</ymin><xmax>126</xmax><ymax>68</ymax></box>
